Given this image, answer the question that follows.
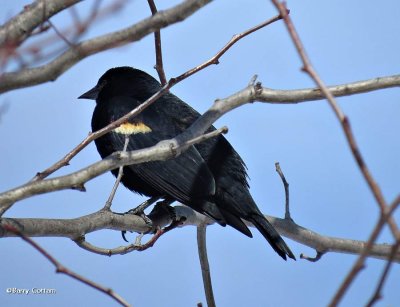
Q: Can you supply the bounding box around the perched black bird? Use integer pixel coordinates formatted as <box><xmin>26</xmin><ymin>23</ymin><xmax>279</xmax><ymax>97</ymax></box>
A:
<box><xmin>79</xmin><ymin>67</ymin><xmax>295</xmax><ymax>260</ymax></box>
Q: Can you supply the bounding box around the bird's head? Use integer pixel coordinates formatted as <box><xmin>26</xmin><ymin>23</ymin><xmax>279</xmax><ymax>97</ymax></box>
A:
<box><xmin>78</xmin><ymin>66</ymin><xmax>161</xmax><ymax>102</ymax></box>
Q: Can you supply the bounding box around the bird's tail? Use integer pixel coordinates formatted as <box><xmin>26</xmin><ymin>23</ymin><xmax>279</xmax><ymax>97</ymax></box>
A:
<box><xmin>249</xmin><ymin>214</ymin><xmax>295</xmax><ymax>260</ymax></box>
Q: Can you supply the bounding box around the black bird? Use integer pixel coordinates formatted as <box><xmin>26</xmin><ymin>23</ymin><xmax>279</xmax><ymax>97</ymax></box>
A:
<box><xmin>79</xmin><ymin>67</ymin><xmax>295</xmax><ymax>260</ymax></box>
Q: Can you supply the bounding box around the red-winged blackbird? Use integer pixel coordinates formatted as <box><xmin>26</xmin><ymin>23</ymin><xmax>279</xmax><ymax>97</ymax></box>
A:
<box><xmin>79</xmin><ymin>67</ymin><xmax>295</xmax><ymax>260</ymax></box>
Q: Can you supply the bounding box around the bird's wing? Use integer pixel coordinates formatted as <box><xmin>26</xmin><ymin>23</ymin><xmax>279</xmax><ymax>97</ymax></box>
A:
<box><xmin>107</xmin><ymin>98</ymin><xmax>216</xmax><ymax>203</ymax></box>
<box><xmin>161</xmin><ymin>94</ymin><xmax>250</xmax><ymax>186</ymax></box>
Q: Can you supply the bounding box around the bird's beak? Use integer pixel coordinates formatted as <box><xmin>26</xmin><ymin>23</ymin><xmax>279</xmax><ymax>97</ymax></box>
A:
<box><xmin>78</xmin><ymin>81</ymin><xmax>106</xmax><ymax>100</ymax></box>
<box><xmin>78</xmin><ymin>85</ymin><xmax>100</xmax><ymax>100</ymax></box>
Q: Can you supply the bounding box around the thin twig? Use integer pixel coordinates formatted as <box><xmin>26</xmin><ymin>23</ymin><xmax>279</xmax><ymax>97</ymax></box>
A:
<box><xmin>179</xmin><ymin>126</ymin><xmax>228</xmax><ymax>149</ymax></box>
<box><xmin>300</xmin><ymin>251</ymin><xmax>325</xmax><ymax>262</ymax></box>
<box><xmin>147</xmin><ymin>0</ymin><xmax>167</xmax><ymax>85</ymax></box>
<box><xmin>329</xmin><ymin>195</ymin><xmax>400</xmax><ymax>307</ymax></box>
<box><xmin>30</xmin><ymin>12</ymin><xmax>285</xmax><ymax>183</ymax></box>
<box><xmin>4</xmin><ymin>225</ymin><xmax>130</xmax><ymax>307</ymax></box>
<box><xmin>104</xmin><ymin>135</ymin><xmax>129</xmax><ymax>210</ymax></box>
<box><xmin>275</xmin><ymin>162</ymin><xmax>291</xmax><ymax>220</ymax></box>
<box><xmin>47</xmin><ymin>20</ymin><xmax>74</xmax><ymax>47</ymax></box>
<box><xmin>170</xmin><ymin>13</ymin><xmax>285</xmax><ymax>84</ymax></box>
<box><xmin>197</xmin><ymin>224</ymin><xmax>216</xmax><ymax>307</ymax></box>
<box><xmin>366</xmin><ymin>240</ymin><xmax>400</xmax><ymax>307</ymax></box>
<box><xmin>74</xmin><ymin>216</ymin><xmax>185</xmax><ymax>255</ymax></box>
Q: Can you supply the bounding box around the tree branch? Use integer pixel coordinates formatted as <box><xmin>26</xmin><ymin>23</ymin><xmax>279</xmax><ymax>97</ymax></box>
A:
<box><xmin>147</xmin><ymin>0</ymin><xmax>167</xmax><ymax>85</ymax></box>
<box><xmin>197</xmin><ymin>224</ymin><xmax>216</xmax><ymax>307</ymax></box>
<box><xmin>0</xmin><ymin>0</ymin><xmax>212</xmax><ymax>93</ymax></box>
<box><xmin>1</xmin><ymin>206</ymin><xmax>399</xmax><ymax>262</ymax></box>
<box><xmin>103</xmin><ymin>135</ymin><xmax>129</xmax><ymax>210</ymax></box>
<box><xmin>0</xmin><ymin>0</ymin><xmax>81</xmax><ymax>48</ymax></box>
<box><xmin>366</xmin><ymin>240</ymin><xmax>400</xmax><ymax>307</ymax></box>
<box><xmin>329</xmin><ymin>195</ymin><xmax>400</xmax><ymax>306</ymax></box>
<box><xmin>258</xmin><ymin>74</ymin><xmax>400</xmax><ymax>103</ymax></box>
<box><xmin>4</xmin><ymin>224</ymin><xmax>130</xmax><ymax>307</ymax></box>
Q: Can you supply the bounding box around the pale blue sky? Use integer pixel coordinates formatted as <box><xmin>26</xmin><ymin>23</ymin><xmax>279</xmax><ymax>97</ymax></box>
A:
<box><xmin>1</xmin><ymin>1</ymin><xmax>399</xmax><ymax>306</ymax></box>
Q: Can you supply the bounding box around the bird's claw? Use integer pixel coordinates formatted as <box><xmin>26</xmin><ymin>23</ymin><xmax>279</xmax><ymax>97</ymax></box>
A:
<box><xmin>121</xmin><ymin>207</ymin><xmax>154</xmax><ymax>242</ymax></box>
<box><xmin>121</xmin><ymin>230</ymin><xmax>130</xmax><ymax>242</ymax></box>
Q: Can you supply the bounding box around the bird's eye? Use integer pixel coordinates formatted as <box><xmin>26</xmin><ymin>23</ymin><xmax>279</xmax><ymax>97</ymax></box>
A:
<box><xmin>98</xmin><ymin>80</ymin><xmax>107</xmax><ymax>90</ymax></box>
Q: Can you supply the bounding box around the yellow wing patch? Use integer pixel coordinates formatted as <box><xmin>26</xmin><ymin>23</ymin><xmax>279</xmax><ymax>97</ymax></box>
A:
<box><xmin>114</xmin><ymin>122</ymin><xmax>152</xmax><ymax>135</ymax></box>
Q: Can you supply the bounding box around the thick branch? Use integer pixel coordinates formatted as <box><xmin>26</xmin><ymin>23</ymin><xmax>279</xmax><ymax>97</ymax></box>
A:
<box><xmin>0</xmin><ymin>0</ymin><xmax>81</xmax><ymax>47</ymax></box>
<box><xmin>1</xmin><ymin>206</ymin><xmax>398</xmax><ymax>262</ymax></box>
<box><xmin>259</xmin><ymin>74</ymin><xmax>400</xmax><ymax>103</ymax></box>
<box><xmin>1</xmin><ymin>210</ymin><xmax>149</xmax><ymax>238</ymax></box>
<box><xmin>0</xmin><ymin>0</ymin><xmax>211</xmax><ymax>93</ymax></box>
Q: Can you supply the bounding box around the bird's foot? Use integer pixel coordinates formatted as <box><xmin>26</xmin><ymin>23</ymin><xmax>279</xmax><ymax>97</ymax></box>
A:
<box><xmin>121</xmin><ymin>210</ymin><xmax>153</xmax><ymax>243</ymax></box>
<box><xmin>121</xmin><ymin>209</ymin><xmax>153</xmax><ymax>241</ymax></box>
<box><xmin>126</xmin><ymin>196</ymin><xmax>160</xmax><ymax>216</ymax></box>
<box><xmin>121</xmin><ymin>197</ymin><xmax>160</xmax><ymax>242</ymax></box>
<box><xmin>147</xmin><ymin>199</ymin><xmax>181</xmax><ymax>230</ymax></box>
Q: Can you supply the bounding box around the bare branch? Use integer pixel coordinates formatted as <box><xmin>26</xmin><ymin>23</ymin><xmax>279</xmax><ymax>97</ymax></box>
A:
<box><xmin>0</xmin><ymin>0</ymin><xmax>212</xmax><ymax>94</ymax></box>
<box><xmin>366</xmin><ymin>240</ymin><xmax>400</xmax><ymax>307</ymax></box>
<box><xmin>258</xmin><ymin>74</ymin><xmax>400</xmax><ymax>104</ymax></box>
<box><xmin>74</xmin><ymin>214</ymin><xmax>185</xmax><ymax>255</ymax></box>
<box><xmin>275</xmin><ymin>162</ymin><xmax>291</xmax><ymax>220</ymax></box>
<box><xmin>1</xmin><ymin>207</ymin><xmax>399</xmax><ymax>262</ymax></box>
<box><xmin>197</xmin><ymin>224</ymin><xmax>216</xmax><ymax>307</ymax></box>
<box><xmin>329</xmin><ymin>195</ymin><xmax>400</xmax><ymax>306</ymax></box>
<box><xmin>0</xmin><ymin>0</ymin><xmax>81</xmax><ymax>48</ymax></box>
<box><xmin>300</xmin><ymin>251</ymin><xmax>325</xmax><ymax>262</ymax></box>
<box><xmin>8</xmin><ymin>0</ymin><xmax>128</xmax><ymax>71</ymax></box>
<box><xmin>4</xmin><ymin>224</ymin><xmax>130</xmax><ymax>307</ymax></box>
<box><xmin>47</xmin><ymin>19</ymin><xmax>74</xmax><ymax>47</ymax></box>
<box><xmin>147</xmin><ymin>0</ymin><xmax>167</xmax><ymax>85</ymax></box>
<box><xmin>103</xmin><ymin>135</ymin><xmax>129</xmax><ymax>210</ymax></box>
<box><xmin>0</xmin><ymin>209</ymin><xmax>150</xmax><ymax>238</ymax></box>
<box><xmin>181</xmin><ymin>126</ymin><xmax>228</xmax><ymax>148</ymax></box>
<box><xmin>170</xmin><ymin>13</ymin><xmax>285</xmax><ymax>84</ymax></box>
